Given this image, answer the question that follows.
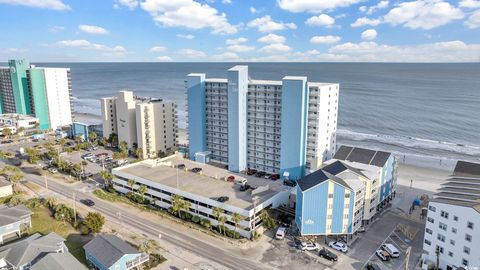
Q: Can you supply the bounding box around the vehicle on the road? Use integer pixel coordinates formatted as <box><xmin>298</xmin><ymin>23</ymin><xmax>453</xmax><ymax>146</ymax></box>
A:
<box><xmin>48</xmin><ymin>168</ymin><xmax>58</xmax><ymax>174</ymax></box>
<box><xmin>104</xmin><ymin>157</ymin><xmax>113</xmax><ymax>162</ymax></box>
<box><xmin>381</xmin><ymin>243</ymin><xmax>400</xmax><ymax>258</ymax></box>
<box><xmin>366</xmin><ymin>263</ymin><xmax>382</xmax><ymax>270</ymax></box>
<box><xmin>300</xmin><ymin>241</ymin><xmax>320</xmax><ymax>251</ymax></box>
<box><xmin>82</xmin><ymin>153</ymin><xmax>94</xmax><ymax>159</ymax></box>
<box><xmin>357</xmin><ymin>226</ymin><xmax>366</xmax><ymax>233</ymax></box>
<box><xmin>1</xmin><ymin>140</ymin><xmax>13</xmax><ymax>144</ymax></box>
<box><xmin>328</xmin><ymin>241</ymin><xmax>348</xmax><ymax>253</ymax></box>
<box><xmin>275</xmin><ymin>227</ymin><xmax>286</xmax><ymax>240</ymax></box>
<box><xmin>376</xmin><ymin>249</ymin><xmax>390</xmax><ymax>261</ymax></box>
<box><xmin>283</xmin><ymin>179</ymin><xmax>297</xmax><ymax>187</ymax></box>
<box><xmin>191</xmin><ymin>167</ymin><xmax>202</xmax><ymax>173</ymax></box>
<box><xmin>176</xmin><ymin>164</ymin><xmax>185</xmax><ymax>169</ymax></box>
<box><xmin>319</xmin><ymin>248</ymin><xmax>338</xmax><ymax>261</ymax></box>
<box><xmin>264</xmin><ymin>173</ymin><xmax>272</xmax><ymax>179</ymax></box>
<box><xmin>226</xmin><ymin>175</ymin><xmax>235</xmax><ymax>182</ymax></box>
<box><xmin>270</xmin><ymin>174</ymin><xmax>280</xmax><ymax>180</ymax></box>
<box><xmin>80</xmin><ymin>199</ymin><xmax>95</xmax><ymax>206</ymax></box>
<box><xmin>234</xmin><ymin>178</ymin><xmax>247</xmax><ymax>186</ymax></box>
<box><xmin>216</xmin><ymin>196</ymin><xmax>229</xmax><ymax>202</ymax></box>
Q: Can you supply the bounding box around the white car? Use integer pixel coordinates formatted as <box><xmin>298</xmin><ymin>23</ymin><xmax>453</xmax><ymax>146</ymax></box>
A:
<box><xmin>275</xmin><ymin>227</ymin><xmax>286</xmax><ymax>240</ymax></box>
<box><xmin>48</xmin><ymin>168</ymin><xmax>58</xmax><ymax>174</ymax></box>
<box><xmin>328</xmin><ymin>241</ymin><xmax>348</xmax><ymax>253</ymax></box>
<box><xmin>300</xmin><ymin>242</ymin><xmax>320</xmax><ymax>251</ymax></box>
<box><xmin>376</xmin><ymin>249</ymin><xmax>390</xmax><ymax>261</ymax></box>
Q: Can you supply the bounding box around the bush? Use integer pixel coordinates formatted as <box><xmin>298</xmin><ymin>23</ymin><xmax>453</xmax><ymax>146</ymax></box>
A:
<box><xmin>84</xmin><ymin>212</ymin><xmax>105</xmax><ymax>233</ymax></box>
<box><xmin>143</xmin><ymin>253</ymin><xmax>167</xmax><ymax>270</ymax></box>
<box><xmin>226</xmin><ymin>230</ymin><xmax>241</xmax><ymax>239</ymax></box>
<box><xmin>126</xmin><ymin>192</ymin><xmax>145</xmax><ymax>204</ymax></box>
<box><xmin>191</xmin><ymin>215</ymin><xmax>201</xmax><ymax>223</ymax></box>
<box><xmin>179</xmin><ymin>212</ymin><xmax>192</xmax><ymax>220</ymax></box>
<box><xmin>79</xmin><ymin>224</ymin><xmax>90</xmax><ymax>235</ymax></box>
<box><xmin>200</xmin><ymin>218</ymin><xmax>211</xmax><ymax>229</ymax></box>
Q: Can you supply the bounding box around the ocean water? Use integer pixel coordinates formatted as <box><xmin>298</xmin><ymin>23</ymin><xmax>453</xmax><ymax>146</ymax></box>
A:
<box><xmin>37</xmin><ymin>62</ymin><xmax>480</xmax><ymax>165</ymax></box>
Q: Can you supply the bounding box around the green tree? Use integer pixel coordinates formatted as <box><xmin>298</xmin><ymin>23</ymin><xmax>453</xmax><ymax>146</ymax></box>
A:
<box><xmin>17</xmin><ymin>127</ymin><xmax>25</xmax><ymax>134</ymax></box>
<box><xmin>1</xmin><ymin>166</ymin><xmax>23</xmax><ymax>190</ymax></box>
<box><xmin>119</xmin><ymin>140</ymin><xmax>128</xmax><ymax>152</ymax></box>
<box><xmin>45</xmin><ymin>196</ymin><xmax>57</xmax><ymax>209</ymax></box>
<box><xmin>231</xmin><ymin>212</ymin><xmax>243</xmax><ymax>235</ymax></box>
<box><xmin>260</xmin><ymin>211</ymin><xmax>276</xmax><ymax>230</ymax></box>
<box><xmin>218</xmin><ymin>215</ymin><xmax>227</xmax><ymax>236</ymax></box>
<box><xmin>100</xmin><ymin>171</ymin><xmax>113</xmax><ymax>186</ymax></box>
<box><xmin>127</xmin><ymin>179</ymin><xmax>135</xmax><ymax>191</ymax></box>
<box><xmin>25</xmin><ymin>147</ymin><xmax>40</xmax><ymax>164</ymax></box>
<box><xmin>2</xmin><ymin>127</ymin><xmax>12</xmax><ymax>138</ymax></box>
<box><xmin>212</xmin><ymin>207</ymin><xmax>224</xmax><ymax>234</ymax></box>
<box><xmin>84</xmin><ymin>212</ymin><xmax>105</xmax><ymax>233</ymax></box>
<box><xmin>108</xmin><ymin>133</ymin><xmax>118</xmax><ymax>147</ymax></box>
<box><xmin>10</xmin><ymin>194</ymin><xmax>26</xmax><ymax>206</ymax></box>
<box><xmin>99</xmin><ymin>137</ymin><xmax>108</xmax><ymax>146</ymax></box>
<box><xmin>139</xmin><ymin>239</ymin><xmax>158</xmax><ymax>254</ymax></box>
<box><xmin>88</xmin><ymin>131</ymin><xmax>98</xmax><ymax>142</ymax></box>
<box><xmin>59</xmin><ymin>138</ymin><xmax>67</xmax><ymax>147</ymax></box>
<box><xmin>34</xmin><ymin>122</ymin><xmax>40</xmax><ymax>129</ymax></box>
<box><xmin>134</xmin><ymin>148</ymin><xmax>143</xmax><ymax>159</ymax></box>
<box><xmin>0</xmin><ymin>150</ymin><xmax>13</xmax><ymax>160</ymax></box>
<box><xmin>54</xmin><ymin>204</ymin><xmax>74</xmax><ymax>223</ymax></box>
<box><xmin>74</xmin><ymin>134</ymin><xmax>84</xmax><ymax>144</ymax></box>
<box><xmin>138</xmin><ymin>185</ymin><xmax>148</xmax><ymax>197</ymax></box>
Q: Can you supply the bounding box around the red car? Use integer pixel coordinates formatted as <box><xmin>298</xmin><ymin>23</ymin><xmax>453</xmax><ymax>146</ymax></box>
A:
<box><xmin>270</xmin><ymin>174</ymin><xmax>280</xmax><ymax>181</ymax></box>
<box><xmin>227</xmin><ymin>175</ymin><xmax>235</xmax><ymax>182</ymax></box>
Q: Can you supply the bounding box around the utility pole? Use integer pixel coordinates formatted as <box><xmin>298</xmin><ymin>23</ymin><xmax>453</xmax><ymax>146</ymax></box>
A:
<box><xmin>404</xmin><ymin>246</ymin><xmax>411</xmax><ymax>270</ymax></box>
<box><xmin>73</xmin><ymin>192</ymin><xmax>77</xmax><ymax>224</ymax></box>
<box><xmin>44</xmin><ymin>174</ymin><xmax>48</xmax><ymax>190</ymax></box>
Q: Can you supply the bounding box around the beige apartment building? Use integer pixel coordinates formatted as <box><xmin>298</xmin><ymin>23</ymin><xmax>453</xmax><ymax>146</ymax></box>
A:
<box><xmin>101</xmin><ymin>90</ymin><xmax>178</xmax><ymax>159</ymax></box>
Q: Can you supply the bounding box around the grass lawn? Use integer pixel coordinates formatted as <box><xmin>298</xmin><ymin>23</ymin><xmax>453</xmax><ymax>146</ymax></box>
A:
<box><xmin>23</xmin><ymin>181</ymin><xmax>41</xmax><ymax>192</ymax></box>
<box><xmin>30</xmin><ymin>207</ymin><xmax>92</xmax><ymax>265</ymax></box>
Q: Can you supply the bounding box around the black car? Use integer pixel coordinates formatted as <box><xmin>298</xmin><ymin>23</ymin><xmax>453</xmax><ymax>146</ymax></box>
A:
<box><xmin>366</xmin><ymin>263</ymin><xmax>382</xmax><ymax>270</ymax></box>
<box><xmin>239</xmin><ymin>184</ymin><xmax>251</xmax><ymax>191</ymax></box>
<box><xmin>191</xmin><ymin>167</ymin><xmax>202</xmax><ymax>173</ymax></box>
<box><xmin>217</xmin><ymin>196</ymin><xmax>229</xmax><ymax>202</ymax></box>
<box><xmin>80</xmin><ymin>199</ymin><xmax>95</xmax><ymax>206</ymax></box>
<box><xmin>319</xmin><ymin>248</ymin><xmax>338</xmax><ymax>261</ymax></box>
<box><xmin>255</xmin><ymin>171</ymin><xmax>266</xmax><ymax>178</ymax></box>
<box><xmin>283</xmin><ymin>179</ymin><xmax>297</xmax><ymax>187</ymax></box>
<box><xmin>177</xmin><ymin>164</ymin><xmax>185</xmax><ymax>169</ymax></box>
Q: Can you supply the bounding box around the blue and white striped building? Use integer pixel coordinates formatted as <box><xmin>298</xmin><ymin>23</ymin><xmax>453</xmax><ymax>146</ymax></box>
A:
<box><xmin>296</xmin><ymin>146</ymin><xmax>396</xmax><ymax>236</ymax></box>
<box><xmin>186</xmin><ymin>65</ymin><xmax>339</xmax><ymax>180</ymax></box>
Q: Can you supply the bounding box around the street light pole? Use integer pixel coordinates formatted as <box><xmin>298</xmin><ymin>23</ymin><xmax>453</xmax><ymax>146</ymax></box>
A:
<box><xmin>73</xmin><ymin>192</ymin><xmax>76</xmax><ymax>224</ymax></box>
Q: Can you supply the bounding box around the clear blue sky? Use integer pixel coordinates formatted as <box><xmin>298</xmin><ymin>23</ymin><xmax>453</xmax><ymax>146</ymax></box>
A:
<box><xmin>0</xmin><ymin>0</ymin><xmax>479</xmax><ymax>62</ymax></box>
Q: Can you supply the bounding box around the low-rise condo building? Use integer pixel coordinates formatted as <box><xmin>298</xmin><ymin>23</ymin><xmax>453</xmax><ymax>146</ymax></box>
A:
<box><xmin>101</xmin><ymin>90</ymin><xmax>178</xmax><ymax>159</ymax></box>
<box><xmin>0</xmin><ymin>113</ymin><xmax>39</xmax><ymax>135</ymax></box>
<box><xmin>111</xmin><ymin>154</ymin><xmax>292</xmax><ymax>238</ymax></box>
<box><xmin>186</xmin><ymin>65</ymin><xmax>339</xmax><ymax>179</ymax></box>
<box><xmin>422</xmin><ymin>161</ymin><xmax>480</xmax><ymax>270</ymax></box>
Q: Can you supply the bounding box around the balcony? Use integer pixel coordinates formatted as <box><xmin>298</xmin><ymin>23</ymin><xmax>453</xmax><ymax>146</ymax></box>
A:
<box><xmin>126</xmin><ymin>254</ymin><xmax>149</xmax><ymax>269</ymax></box>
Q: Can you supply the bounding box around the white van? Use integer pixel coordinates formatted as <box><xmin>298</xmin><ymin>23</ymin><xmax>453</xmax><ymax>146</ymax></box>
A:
<box><xmin>381</xmin><ymin>243</ymin><xmax>400</xmax><ymax>258</ymax></box>
<box><xmin>275</xmin><ymin>227</ymin><xmax>286</xmax><ymax>240</ymax></box>
<box><xmin>234</xmin><ymin>178</ymin><xmax>247</xmax><ymax>186</ymax></box>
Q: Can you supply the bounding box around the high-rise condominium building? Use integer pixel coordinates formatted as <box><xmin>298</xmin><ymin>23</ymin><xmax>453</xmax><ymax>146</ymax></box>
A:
<box><xmin>186</xmin><ymin>65</ymin><xmax>339</xmax><ymax>180</ymax></box>
<box><xmin>0</xmin><ymin>59</ymin><xmax>73</xmax><ymax>130</ymax></box>
<box><xmin>101</xmin><ymin>91</ymin><xmax>178</xmax><ymax>159</ymax></box>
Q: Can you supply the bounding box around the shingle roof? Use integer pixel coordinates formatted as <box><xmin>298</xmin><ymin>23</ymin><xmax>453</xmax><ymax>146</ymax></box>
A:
<box><xmin>333</xmin><ymin>145</ymin><xmax>392</xmax><ymax>167</ymax></box>
<box><xmin>454</xmin><ymin>161</ymin><xmax>480</xmax><ymax>177</ymax></box>
<box><xmin>31</xmin><ymin>253</ymin><xmax>87</xmax><ymax>270</ymax></box>
<box><xmin>83</xmin><ymin>234</ymin><xmax>139</xmax><ymax>268</ymax></box>
<box><xmin>0</xmin><ymin>232</ymin><xmax>65</xmax><ymax>267</ymax></box>
<box><xmin>0</xmin><ymin>204</ymin><xmax>32</xmax><ymax>227</ymax></box>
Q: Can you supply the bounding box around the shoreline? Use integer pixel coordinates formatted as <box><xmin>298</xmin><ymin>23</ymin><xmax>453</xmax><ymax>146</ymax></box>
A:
<box><xmin>72</xmin><ymin>111</ymin><xmax>467</xmax><ymax>173</ymax></box>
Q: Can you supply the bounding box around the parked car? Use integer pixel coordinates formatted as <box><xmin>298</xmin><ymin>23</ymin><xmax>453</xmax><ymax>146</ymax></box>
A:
<box><xmin>283</xmin><ymin>179</ymin><xmax>297</xmax><ymax>187</ymax></box>
<box><xmin>366</xmin><ymin>263</ymin><xmax>382</xmax><ymax>270</ymax></box>
<box><xmin>319</xmin><ymin>248</ymin><xmax>338</xmax><ymax>261</ymax></box>
<box><xmin>177</xmin><ymin>164</ymin><xmax>185</xmax><ymax>169</ymax></box>
<box><xmin>239</xmin><ymin>184</ymin><xmax>251</xmax><ymax>191</ymax></box>
<box><xmin>328</xmin><ymin>241</ymin><xmax>348</xmax><ymax>253</ymax></box>
<box><xmin>376</xmin><ymin>249</ymin><xmax>390</xmax><ymax>261</ymax></box>
<box><xmin>270</xmin><ymin>174</ymin><xmax>280</xmax><ymax>181</ymax></box>
<box><xmin>381</xmin><ymin>243</ymin><xmax>400</xmax><ymax>258</ymax></box>
<box><xmin>264</xmin><ymin>173</ymin><xmax>272</xmax><ymax>179</ymax></box>
<box><xmin>357</xmin><ymin>226</ymin><xmax>366</xmax><ymax>233</ymax></box>
<box><xmin>275</xmin><ymin>227</ymin><xmax>286</xmax><ymax>240</ymax></box>
<box><xmin>234</xmin><ymin>178</ymin><xmax>247</xmax><ymax>186</ymax></box>
<box><xmin>216</xmin><ymin>196</ymin><xmax>229</xmax><ymax>202</ymax></box>
<box><xmin>246</xmin><ymin>169</ymin><xmax>257</xmax><ymax>175</ymax></box>
<box><xmin>80</xmin><ymin>199</ymin><xmax>95</xmax><ymax>206</ymax></box>
<box><xmin>226</xmin><ymin>175</ymin><xmax>235</xmax><ymax>182</ymax></box>
<box><xmin>191</xmin><ymin>167</ymin><xmax>202</xmax><ymax>173</ymax></box>
<box><xmin>255</xmin><ymin>171</ymin><xmax>266</xmax><ymax>178</ymax></box>
<box><xmin>48</xmin><ymin>168</ymin><xmax>58</xmax><ymax>174</ymax></box>
<box><xmin>300</xmin><ymin>242</ymin><xmax>320</xmax><ymax>251</ymax></box>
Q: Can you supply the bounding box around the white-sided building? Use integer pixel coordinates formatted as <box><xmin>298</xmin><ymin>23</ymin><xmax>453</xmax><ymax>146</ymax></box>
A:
<box><xmin>422</xmin><ymin>161</ymin><xmax>480</xmax><ymax>270</ymax></box>
<box><xmin>0</xmin><ymin>113</ymin><xmax>39</xmax><ymax>135</ymax></box>
<box><xmin>101</xmin><ymin>90</ymin><xmax>178</xmax><ymax>159</ymax></box>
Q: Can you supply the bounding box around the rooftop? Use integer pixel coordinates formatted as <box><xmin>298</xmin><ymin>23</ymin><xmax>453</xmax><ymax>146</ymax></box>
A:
<box><xmin>333</xmin><ymin>145</ymin><xmax>392</xmax><ymax>167</ymax></box>
<box><xmin>0</xmin><ymin>204</ymin><xmax>32</xmax><ymax>227</ymax></box>
<box><xmin>0</xmin><ymin>177</ymin><xmax>12</xmax><ymax>188</ymax></box>
<box><xmin>432</xmin><ymin>175</ymin><xmax>480</xmax><ymax>213</ymax></box>
<box><xmin>83</xmin><ymin>234</ymin><xmax>139</xmax><ymax>268</ymax></box>
<box><xmin>31</xmin><ymin>253</ymin><xmax>87</xmax><ymax>270</ymax></box>
<box><xmin>113</xmin><ymin>155</ymin><xmax>288</xmax><ymax>210</ymax></box>
<box><xmin>453</xmin><ymin>161</ymin><xmax>480</xmax><ymax>177</ymax></box>
<box><xmin>0</xmin><ymin>113</ymin><xmax>38</xmax><ymax>121</ymax></box>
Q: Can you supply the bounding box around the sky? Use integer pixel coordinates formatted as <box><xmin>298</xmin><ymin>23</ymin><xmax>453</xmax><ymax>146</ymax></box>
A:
<box><xmin>0</xmin><ymin>0</ymin><xmax>479</xmax><ymax>62</ymax></box>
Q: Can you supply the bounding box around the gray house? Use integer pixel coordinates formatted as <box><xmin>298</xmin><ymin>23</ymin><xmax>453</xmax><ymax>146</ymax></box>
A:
<box><xmin>0</xmin><ymin>204</ymin><xmax>32</xmax><ymax>244</ymax></box>
<box><xmin>84</xmin><ymin>234</ymin><xmax>149</xmax><ymax>270</ymax></box>
<box><xmin>31</xmin><ymin>253</ymin><xmax>87</xmax><ymax>270</ymax></box>
<box><xmin>0</xmin><ymin>232</ymin><xmax>68</xmax><ymax>270</ymax></box>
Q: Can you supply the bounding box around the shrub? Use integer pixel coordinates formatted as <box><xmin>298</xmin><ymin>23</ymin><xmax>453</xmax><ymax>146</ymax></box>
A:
<box><xmin>79</xmin><ymin>224</ymin><xmax>90</xmax><ymax>235</ymax></box>
<box><xmin>191</xmin><ymin>215</ymin><xmax>201</xmax><ymax>223</ymax></box>
<box><xmin>143</xmin><ymin>253</ymin><xmax>167</xmax><ymax>270</ymax></box>
<box><xmin>200</xmin><ymin>218</ymin><xmax>211</xmax><ymax>229</ymax></box>
<box><xmin>84</xmin><ymin>212</ymin><xmax>105</xmax><ymax>233</ymax></box>
<box><xmin>126</xmin><ymin>192</ymin><xmax>145</xmax><ymax>204</ymax></box>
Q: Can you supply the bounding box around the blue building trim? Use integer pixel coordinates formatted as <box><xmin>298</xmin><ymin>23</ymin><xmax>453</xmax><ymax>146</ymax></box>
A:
<box><xmin>347</xmin><ymin>192</ymin><xmax>354</xmax><ymax>233</ymax></box>
<box><xmin>227</xmin><ymin>66</ymin><xmax>248</xmax><ymax>172</ymax></box>
<box><xmin>71</xmin><ymin>122</ymin><xmax>89</xmax><ymax>141</ymax></box>
<box><xmin>331</xmin><ymin>184</ymin><xmax>345</xmax><ymax>234</ymax></box>
<box><xmin>186</xmin><ymin>74</ymin><xmax>206</xmax><ymax>160</ymax></box>
<box><xmin>380</xmin><ymin>156</ymin><xmax>394</xmax><ymax>202</ymax></box>
<box><xmin>299</xmin><ymin>181</ymin><xmax>328</xmax><ymax>235</ymax></box>
<box><xmin>279</xmin><ymin>76</ymin><xmax>308</xmax><ymax>180</ymax></box>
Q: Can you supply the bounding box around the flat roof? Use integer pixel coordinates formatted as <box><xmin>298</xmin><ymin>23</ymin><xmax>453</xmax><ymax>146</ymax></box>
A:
<box><xmin>454</xmin><ymin>161</ymin><xmax>480</xmax><ymax>177</ymax></box>
<box><xmin>114</xmin><ymin>156</ymin><xmax>288</xmax><ymax>210</ymax></box>
<box><xmin>333</xmin><ymin>145</ymin><xmax>392</xmax><ymax>168</ymax></box>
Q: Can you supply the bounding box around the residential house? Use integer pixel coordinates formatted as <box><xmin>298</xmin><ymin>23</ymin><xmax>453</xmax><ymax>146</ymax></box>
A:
<box><xmin>31</xmin><ymin>252</ymin><xmax>87</xmax><ymax>270</ymax></box>
<box><xmin>84</xmin><ymin>234</ymin><xmax>149</xmax><ymax>270</ymax></box>
<box><xmin>0</xmin><ymin>204</ymin><xmax>32</xmax><ymax>244</ymax></box>
<box><xmin>0</xmin><ymin>178</ymin><xmax>12</xmax><ymax>198</ymax></box>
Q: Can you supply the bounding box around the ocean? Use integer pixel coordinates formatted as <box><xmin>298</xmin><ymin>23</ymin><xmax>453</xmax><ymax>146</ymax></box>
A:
<box><xmin>37</xmin><ymin>62</ymin><xmax>480</xmax><ymax>166</ymax></box>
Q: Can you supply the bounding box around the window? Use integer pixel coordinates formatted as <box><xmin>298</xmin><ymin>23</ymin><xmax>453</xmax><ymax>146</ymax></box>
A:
<box><xmin>439</xmin><ymin>222</ymin><xmax>447</xmax><ymax>231</ymax></box>
<box><xmin>465</xmin><ymin>234</ymin><xmax>472</xmax><ymax>242</ymax></box>
<box><xmin>462</xmin><ymin>259</ymin><xmax>468</xmax><ymax>266</ymax></box>
<box><xmin>328</xmin><ymin>194</ymin><xmax>333</xmax><ymax>198</ymax></box>
<box><xmin>437</xmin><ymin>234</ymin><xmax>445</xmax><ymax>242</ymax></box>
<box><xmin>345</xmin><ymin>193</ymin><xmax>350</xmax><ymax>198</ymax></box>
<box><xmin>467</xmin><ymin>221</ymin><xmax>474</xmax><ymax>229</ymax></box>
<box><xmin>424</xmin><ymin>239</ymin><xmax>431</xmax><ymax>246</ymax></box>
<box><xmin>427</xmin><ymin>217</ymin><xmax>434</xmax><ymax>223</ymax></box>
<box><xmin>464</xmin><ymin>246</ymin><xmax>470</xmax><ymax>255</ymax></box>
<box><xmin>450</xmin><ymin>239</ymin><xmax>455</xmax><ymax>245</ymax></box>
<box><xmin>425</xmin><ymin>228</ymin><xmax>433</xmax><ymax>235</ymax></box>
<box><xmin>448</xmin><ymin>251</ymin><xmax>453</xmax><ymax>257</ymax></box>
<box><xmin>452</xmin><ymin>227</ymin><xmax>457</xmax><ymax>233</ymax></box>
<box><xmin>436</xmin><ymin>245</ymin><xmax>444</xmax><ymax>254</ymax></box>
<box><xmin>428</xmin><ymin>205</ymin><xmax>436</xmax><ymax>212</ymax></box>
<box><xmin>440</xmin><ymin>211</ymin><xmax>449</xmax><ymax>219</ymax></box>
<box><xmin>453</xmin><ymin>215</ymin><xmax>458</xmax><ymax>221</ymax></box>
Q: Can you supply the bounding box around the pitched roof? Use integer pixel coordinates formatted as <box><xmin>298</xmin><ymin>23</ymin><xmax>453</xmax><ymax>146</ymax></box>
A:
<box><xmin>297</xmin><ymin>169</ymin><xmax>329</xmax><ymax>192</ymax></box>
<box><xmin>31</xmin><ymin>253</ymin><xmax>87</xmax><ymax>270</ymax></box>
<box><xmin>333</xmin><ymin>145</ymin><xmax>392</xmax><ymax>167</ymax></box>
<box><xmin>454</xmin><ymin>161</ymin><xmax>480</xmax><ymax>177</ymax></box>
<box><xmin>83</xmin><ymin>234</ymin><xmax>139</xmax><ymax>268</ymax></box>
<box><xmin>0</xmin><ymin>232</ymin><xmax>65</xmax><ymax>267</ymax></box>
<box><xmin>0</xmin><ymin>204</ymin><xmax>32</xmax><ymax>227</ymax></box>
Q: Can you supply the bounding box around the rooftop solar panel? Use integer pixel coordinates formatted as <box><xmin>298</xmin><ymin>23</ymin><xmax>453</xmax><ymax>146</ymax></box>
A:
<box><xmin>297</xmin><ymin>169</ymin><xmax>329</xmax><ymax>192</ymax></box>
<box><xmin>322</xmin><ymin>161</ymin><xmax>347</xmax><ymax>176</ymax></box>
<box><xmin>370</xmin><ymin>151</ymin><xmax>391</xmax><ymax>167</ymax></box>
<box><xmin>454</xmin><ymin>161</ymin><xmax>480</xmax><ymax>176</ymax></box>
<box><xmin>333</xmin><ymin>146</ymin><xmax>353</xmax><ymax>160</ymax></box>
<box><xmin>346</xmin><ymin>147</ymin><xmax>377</xmax><ymax>165</ymax></box>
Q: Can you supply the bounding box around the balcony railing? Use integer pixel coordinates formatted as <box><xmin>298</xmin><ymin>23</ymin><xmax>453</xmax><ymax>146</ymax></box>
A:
<box><xmin>126</xmin><ymin>254</ymin><xmax>150</xmax><ymax>269</ymax></box>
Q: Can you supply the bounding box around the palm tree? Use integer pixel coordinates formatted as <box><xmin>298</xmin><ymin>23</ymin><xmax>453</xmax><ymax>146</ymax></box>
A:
<box><xmin>88</xmin><ymin>132</ymin><xmax>98</xmax><ymax>143</ymax></box>
<box><xmin>74</xmin><ymin>134</ymin><xmax>83</xmax><ymax>144</ymax></box>
<box><xmin>138</xmin><ymin>185</ymin><xmax>148</xmax><ymax>197</ymax></box>
<box><xmin>100</xmin><ymin>171</ymin><xmax>113</xmax><ymax>186</ymax></box>
<box><xmin>218</xmin><ymin>215</ymin><xmax>227</xmax><ymax>236</ymax></box>
<box><xmin>134</xmin><ymin>148</ymin><xmax>143</xmax><ymax>159</ymax></box>
<box><xmin>231</xmin><ymin>212</ymin><xmax>243</xmax><ymax>236</ymax></box>
<box><xmin>127</xmin><ymin>179</ymin><xmax>135</xmax><ymax>191</ymax></box>
<box><xmin>212</xmin><ymin>207</ymin><xmax>224</xmax><ymax>234</ymax></box>
<box><xmin>0</xmin><ymin>150</ymin><xmax>12</xmax><ymax>160</ymax></box>
<box><xmin>139</xmin><ymin>239</ymin><xmax>158</xmax><ymax>254</ymax></box>
<box><xmin>179</xmin><ymin>198</ymin><xmax>191</xmax><ymax>218</ymax></box>
<box><xmin>2</xmin><ymin>127</ymin><xmax>12</xmax><ymax>138</ymax></box>
<box><xmin>59</xmin><ymin>138</ymin><xmax>67</xmax><ymax>147</ymax></box>
<box><xmin>45</xmin><ymin>196</ymin><xmax>57</xmax><ymax>209</ymax></box>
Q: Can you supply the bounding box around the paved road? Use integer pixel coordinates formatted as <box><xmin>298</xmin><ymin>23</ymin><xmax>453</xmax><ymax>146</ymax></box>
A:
<box><xmin>23</xmin><ymin>172</ymin><xmax>268</xmax><ymax>270</ymax></box>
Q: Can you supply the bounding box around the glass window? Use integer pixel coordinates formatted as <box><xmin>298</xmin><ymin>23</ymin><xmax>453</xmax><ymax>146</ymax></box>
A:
<box><xmin>467</xmin><ymin>222</ymin><xmax>474</xmax><ymax>229</ymax></box>
<box><xmin>465</xmin><ymin>234</ymin><xmax>472</xmax><ymax>242</ymax></box>
<box><xmin>428</xmin><ymin>205</ymin><xmax>436</xmax><ymax>212</ymax></box>
<box><xmin>464</xmin><ymin>246</ymin><xmax>470</xmax><ymax>254</ymax></box>
<box><xmin>440</xmin><ymin>211</ymin><xmax>449</xmax><ymax>219</ymax></box>
<box><xmin>426</xmin><ymin>228</ymin><xmax>433</xmax><ymax>234</ymax></box>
